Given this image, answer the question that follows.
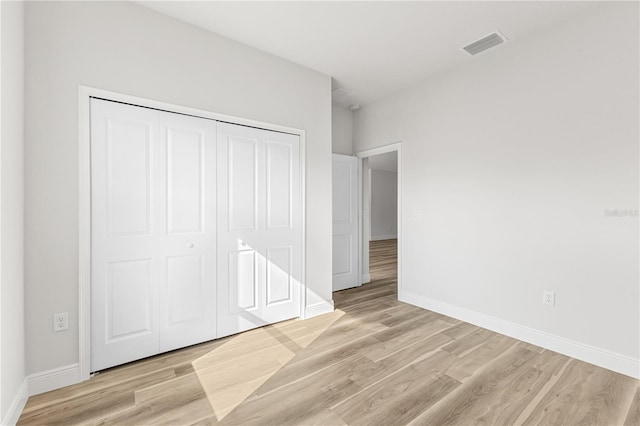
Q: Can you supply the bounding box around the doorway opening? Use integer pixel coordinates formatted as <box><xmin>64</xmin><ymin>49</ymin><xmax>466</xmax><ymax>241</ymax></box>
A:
<box><xmin>331</xmin><ymin>142</ymin><xmax>401</xmax><ymax>308</ymax></box>
<box><xmin>359</xmin><ymin>145</ymin><xmax>401</xmax><ymax>298</ymax></box>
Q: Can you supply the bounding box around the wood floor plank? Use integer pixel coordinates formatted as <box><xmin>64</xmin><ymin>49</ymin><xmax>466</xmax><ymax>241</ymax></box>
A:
<box><xmin>134</xmin><ymin>372</ymin><xmax>211</xmax><ymax>405</ymax></box>
<box><xmin>19</xmin><ymin>367</ymin><xmax>178</xmax><ymax>425</ymax></box>
<box><xmin>409</xmin><ymin>346</ymin><xmax>539</xmax><ymax>425</ymax></box>
<box><xmin>189</xmin><ymin>416</ymin><xmax>219</xmax><ymax>426</ymax></box>
<box><xmin>336</xmin><ymin>289</ymin><xmax>397</xmax><ymax>309</ymax></box>
<box><xmin>370</xmin><ymin>314</ymin><xmax>440</xmax><ymax>343</ymax></box>
<box><xmin>439</xmin><ymin>349</ymin><xmax>570</xmax><ymax>426</ymax></box>
<box><xmin>288</xmin><ymin>320</ymin><xmax>387</xmax><ymax>359</ymax></box>
<box><xmin>377</xmin><ymin>305</ymin><xmax>442</xmax><ymax>328</ymax></box>
<box><xmin>441</xmin><ymin>321</ymin><xmax>478</xmax><ymax>339</ymax></box>
<box><xmin>352</xmin><ymin>332</ymin><xmax>455</xmax><ymax>388</ymax></box>
<box><xmin>252</xmin><ymin>336</ymin><xmax>380</xmax><ymax>397</ymax></box>
<box><xmin>335</xmin><ymin>303</ymin><xmax>403</xmax><ymax>326</ymax></box>
<box><xmin>516</xmin><ymin>340</ymin><xmax>547</xmax><ymax>354</ymax></box>
<box><xmin>444</xmin><ymin>332</ymin><xmax>519</xmax><ymax>382</ymax></box>
<box><xmin>441</xmin><ymin>326</ymin><xmax>496</xmax><ymax>357</ymax></box>
<box><xmin>95</xmin><ymin>373</ymin><xmax>214</xmax><ymax>426</ymax></box>
<box><xmin>21</xmin><ymin>344</ymin><xmax>213</xmax><ymax>415</ymax></box>
<box><xmin>332</xmin><ymin>284</ymin><xmax>390</xmax><ymax>302</ymax></box>
<box><xmin>333</xmin><ymin>285</ymin><xmax>395</xmax><ymax>304</ymax></box>
<box><xmin>331</xmin><ymin>350</ymin><xmax>461</xmax><ymax>426</ymax></box>
<box><xmin>220</xmin><ymin>365</ymin><xmax>362</xmax><ymax>425</ymax></box>
<box><xmin>625</xmin><ymin>385</ymin><xmax>640</xmax><ymax>426</ymax></box>
<box><xmin>337</xmin><ymin>297</ymin><xmax>397</xmax><ymax>316</ymax></box>
<box><xmin>522</xmin><ymin>359</ymin><xmax>639</xmax><ymax>426</ymax></box>
<box><xmin>18</xmin><ymin>238</ymin><xmax>638</xmax><ymax>426</ymax></box>
<box><xmin>365</xmin><ymin>319</ymin><xmax>454</xmax><ymax>362</ymax></box>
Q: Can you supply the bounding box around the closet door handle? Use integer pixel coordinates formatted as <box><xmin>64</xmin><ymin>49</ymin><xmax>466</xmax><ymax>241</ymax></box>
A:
<box><xmin>187</xmin><ymin>242</ymin><xmax>194</xmax><ymax>249</ymax></box>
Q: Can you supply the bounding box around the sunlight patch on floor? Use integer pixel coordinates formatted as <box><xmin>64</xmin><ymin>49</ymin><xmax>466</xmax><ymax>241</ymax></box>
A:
<box><xmin>192</xmin><ymin>310</ymin><xmax>345</xmax><ymax>420</ymax></box>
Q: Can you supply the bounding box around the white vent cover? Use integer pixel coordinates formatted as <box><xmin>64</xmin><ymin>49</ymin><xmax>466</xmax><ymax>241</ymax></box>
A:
<box><xmin>462</xmin><ymin>31</ymin><xmax>507</xmax><ymax>56</ymax></box>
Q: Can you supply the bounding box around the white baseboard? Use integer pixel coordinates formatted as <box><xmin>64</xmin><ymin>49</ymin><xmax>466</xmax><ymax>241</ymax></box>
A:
<box><xmin>361</xmin><ymin>274</ymin><xmax>371</xmax><ymax>284</ymax></box>
<box><xmin>304</xmin><ymin>300</ymin><xmax>335</xmax><ymax>319</ymax></box>
<box><xmin>370</xmin><ymin>235</ymin><xmax>397</xmax><ymax>241</ymax></box>
<box><xmin>1</xmin><ymin>378</ymin><xmax>28</xmax><ymax>426</ymax></box>
<box><xmin>400</xmin><ymin>290</ymin><xmax>640</xmax><ymax>379</ymax></box>
<box><xmin>28</xmin><ymin>364</ymin><xmax>81</xmax><ymax>396</ymax></box>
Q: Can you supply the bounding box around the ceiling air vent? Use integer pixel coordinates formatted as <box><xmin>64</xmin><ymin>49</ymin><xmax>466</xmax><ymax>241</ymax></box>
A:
<box><xmin>462</xmin><ymin>31</ymin><xmax>507</xmax><ymax>56</ymax></box>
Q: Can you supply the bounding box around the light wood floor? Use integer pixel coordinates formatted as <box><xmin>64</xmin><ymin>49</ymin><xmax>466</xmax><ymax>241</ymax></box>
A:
<box><xmin>19</xmin><ymin>239</ymin><xmax>639</xmax><ymax>425</ymax></box>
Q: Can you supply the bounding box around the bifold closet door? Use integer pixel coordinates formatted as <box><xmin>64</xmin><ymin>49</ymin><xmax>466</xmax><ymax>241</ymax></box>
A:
<box><xmin>91</xmin><ymin>99</ymin><xmax>217</xmax><ymax>371</ymax></box>
<box><xmin>217</xmin><ymin>122</ymin><xmax>301</xmax><ymax>337</ymax></box>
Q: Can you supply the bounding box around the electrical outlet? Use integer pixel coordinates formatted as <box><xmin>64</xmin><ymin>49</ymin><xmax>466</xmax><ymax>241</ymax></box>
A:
<box><xmin>542</xmin><ymin>291</ymin><xmax>555</xmax><ymax>307</ymax></box>
<box><xmin>54</xmin><ymin>312</ymin><xmax>69</xmax><ymax>331</ymax></box>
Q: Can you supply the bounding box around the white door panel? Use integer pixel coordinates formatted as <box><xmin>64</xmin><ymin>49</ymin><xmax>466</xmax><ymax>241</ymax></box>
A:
<box><xmin>91</xmin><ymin>100</ymin><xmax>160</xmax><ymax>370</ymax></box>
<box><xmin>332</xmin><ymin>154</ymin><xmax>359</xmax><ymax>291</ymax></box>
<box><xmin>266</xmin><ymin>142</ymin><xmax>293</xmax><ymax>229</ymax></box>
<box><xmin>166</xmin><ymin>127</ymin><xmax>204</xmax><ymax>234</ymax></box>
<box><xmin>106</xmin><ymin>119</ymin><xmax>153</xmax><ymax>236</ymax></box>
<box><xmin>332</xmin><ymin>235</ymin><xmax>353</xmax><ymax>275</ymax></box>
<box><xmin>228</xmin><ymin>135</ymin><xmax>258</xmax><ymax>231</ymax></box>
<box><xmin>106</xmin><ymin>259</ymin><xmax>153</xmax><ymax>340</ymax></box>
<box><xmin>229</xmin><ymin>249</ymin><xmax>259</xmax><ymax>311</ymax></box>
<box><xmin>91</xmin><ymin>100</ymin><xmax>217</xmax><ymax>370</ymax></box>
<box><xmin>166</xmin><ymin>255</ymin><xmax>204</xmax><ymax>323</ymax></box>
<box><xmin>266</xmin><ymin>246</ymin><xmax>292</xmax><ymax>305</ymax></box>
<box><xmin>156</xmin><ymin>111</ymin><xmax>217</xmax><ymax>353</ymax></box>
<box><xmin>217</xmin><ymin>123</ymin><xmax>301</xmax><ymax>337</ymax></box>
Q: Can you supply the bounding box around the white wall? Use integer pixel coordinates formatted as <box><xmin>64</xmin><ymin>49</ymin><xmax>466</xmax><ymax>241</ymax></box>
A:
<box><xmin>332</xmin><ymin>103</ymin><xmax>353</xmax><ymax>155</ymax></box>
<box><xmin>354</xmin><ymin>3</ymin><xmax>639</xmax><ymax>376</ymax></box>
<box><xmin>24</xmin><ymin>1</ymin><xmax>332</xmax><ymax>380</ymax></box>
<box><xmin>370</xmin><ymin>169</ymin><xmax>397</xmax><ymax>240</ymax></box>
<box><xmin>1</xmin><ymin>0</ymin><xmax>27</xmax><ymax>422</ymax></box>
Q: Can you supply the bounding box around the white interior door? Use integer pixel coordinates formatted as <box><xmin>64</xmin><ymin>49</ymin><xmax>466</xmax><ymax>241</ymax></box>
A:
<box><xmin>332</xmin><ymin>154</ymin><xmax>359</xmax><ymax>291</ymax></box>
<box><xmin>217</xmin><ymin>122</ymin><xmax>301</xmax><ymax>337</ymax></box>
<box><xmin>91</xmin><ymin>99</ymin><xmax>217</xmax><ymax>371</ymax></box>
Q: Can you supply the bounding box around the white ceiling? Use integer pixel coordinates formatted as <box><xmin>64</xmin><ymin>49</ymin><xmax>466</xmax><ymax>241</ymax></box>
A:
<box><xmin>136</xmin><ymin>1</ymin><xmax>603</xmax><ymax>107</ymax></box>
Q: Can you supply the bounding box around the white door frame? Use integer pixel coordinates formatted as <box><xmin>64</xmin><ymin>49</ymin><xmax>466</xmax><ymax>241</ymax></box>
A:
<box><xmin>356</xmin><ymin>142</ymin><xmax>402</xmax><ymax>293</ymax></box>
<box><xmin>78</xmin><ymin>86</ymin><xmax>307</xmax><ymax>381</ymax></box>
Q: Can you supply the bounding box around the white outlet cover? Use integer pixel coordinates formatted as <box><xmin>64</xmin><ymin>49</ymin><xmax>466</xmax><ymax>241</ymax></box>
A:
<box><xmin>543</xmin><ymin>291</ymin><xmax>555</xmax><ymax>306</ymax></box>
<box><xmin>54</xmin><ymin>312</ymin><xmax>69</xmax><ymax>331</ymax></box>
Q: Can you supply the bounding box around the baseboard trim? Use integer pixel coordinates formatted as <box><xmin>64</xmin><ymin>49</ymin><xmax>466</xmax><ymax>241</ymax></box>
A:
<box><xmin>361</xmin><ymin>274</ymin><xmax>371</xmax><ymax>284</ymax></box>
<box><xmin>28</xmin><ymin>364</ymin><xmax>81</xmax><ymax>396</ymax></box>
<box><xmin>304</xmin><ymin>300</ymin><xmax>334</xmax><ymax>319</ymax></box>
<box><xmin>2</xmin><ymin>378</ymin><xmax>28</xmax><ymax>426</ymax></box>
<box><xmin>370</xmin><ymin>235</ymin><xmax>397</xmax><ymax>241</ymax></box>
<box><xmin>400</xmin><ymin>290</ymin><xmax>640</xmax><ymax>379</ymax></box>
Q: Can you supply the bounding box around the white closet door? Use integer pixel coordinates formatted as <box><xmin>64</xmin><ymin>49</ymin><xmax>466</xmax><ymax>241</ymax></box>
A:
<box><xmin>91</xmin><ymin>99</ymin><xmax>217</xmax><ymax>371</ymax></box>
<box><xmin>157</xmin><ymin>111</ymin><xmax>217</xmax><ymax>353</ymax></box>
<box><xmin>91</xmin><ymin>100</ymin><xmax>160</xmax><ymax>371</ymax></box>
<box><xmin>217</xmin><ymin>122</ymin><xmax>301</xmax><ymax>337</ymax></box>
<box><xmin>332</xmin><ymin>154</ymin><xmax>359</xmax><ymax>291</ymax></box>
